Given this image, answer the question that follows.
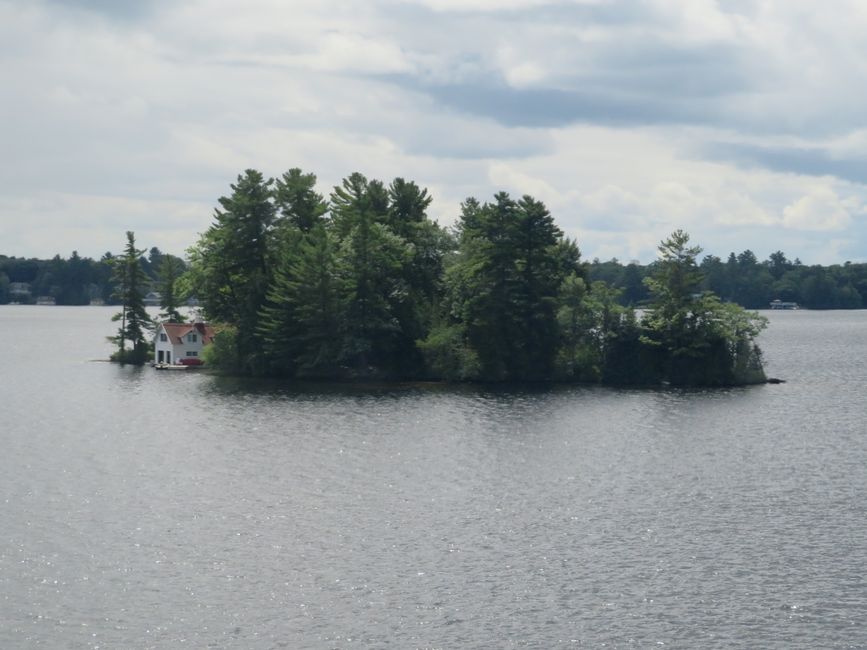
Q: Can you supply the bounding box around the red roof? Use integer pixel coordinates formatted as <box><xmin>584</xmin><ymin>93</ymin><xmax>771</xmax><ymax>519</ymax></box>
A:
<box><xmin>159</xmin><ymin>321</ymin><xmax>216</xmax><ymax>345</ymax></box>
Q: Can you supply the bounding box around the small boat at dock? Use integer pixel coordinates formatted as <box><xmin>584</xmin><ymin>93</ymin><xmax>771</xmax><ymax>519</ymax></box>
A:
<box><xmin>153</xmin><ymin>363</ymin><xmax>189</xmax><ymax>370</ymax></box>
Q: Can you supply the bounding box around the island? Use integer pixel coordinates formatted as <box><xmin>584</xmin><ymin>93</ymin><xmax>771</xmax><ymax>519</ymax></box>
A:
<box><xmin>107</xmin><ymin>168</ymin><xmax>769</xmax><ymax>387</ymax></box>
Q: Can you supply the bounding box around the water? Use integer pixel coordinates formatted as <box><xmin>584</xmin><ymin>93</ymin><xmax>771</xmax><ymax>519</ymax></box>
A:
<box><xmin>1</xmin><ymin>306</ymin><xmax>865</xmax><ymax>648</ymax></box>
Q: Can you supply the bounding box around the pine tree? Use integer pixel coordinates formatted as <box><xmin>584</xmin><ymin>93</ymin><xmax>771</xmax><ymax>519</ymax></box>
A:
<box><xmin>258</xmin><ymin>225</ymin><xmax>343</xmax><ymax>377</ymax></box>
<box><xmin>158</xmin><ymin>255</ymin><xmax>185</xmax><ymax>323</ymax></box>
<box><xmin>110</xmin><ymin>231</ymin><xmax>152</xmax><ymax>364</ymax></box>
<box><xmin>273</xmin><ymin>168</ymin><xmax>328</xmax><ymax>240</ymax></box>
<box><xmin>186</xmin><ymin>169</ymin><xmax>275</xmax><ymax>373</ymax></box>
<box><xmin>642</xmin><ymin>230</ymin><xmax>767</xmax><ymax>385</ymax></box>
<box><xmin>431</xmin><ymin>193</ymin><xmax>568</xmax><ymax>380</ymax></box>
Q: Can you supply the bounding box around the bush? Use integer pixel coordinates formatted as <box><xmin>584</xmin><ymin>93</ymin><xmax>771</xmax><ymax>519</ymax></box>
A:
<box><xmin>202</xmin><ymin>326</ymin><xmax>242</xmax><ymax>373</ymax></box>
<box><xmin>417</xmin><ymin>323</ymin><xmax>481</xmax><ymax>380</ymax></box>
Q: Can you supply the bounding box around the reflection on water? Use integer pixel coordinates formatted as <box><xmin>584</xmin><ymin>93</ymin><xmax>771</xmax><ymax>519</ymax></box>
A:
<box><xmin>1</xmin><ymin>306</ymin><xmax>866</xmax><ymax>648</ymax></box>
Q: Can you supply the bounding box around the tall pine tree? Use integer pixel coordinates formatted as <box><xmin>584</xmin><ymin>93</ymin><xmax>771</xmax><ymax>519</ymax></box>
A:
<box><xmin>187</xmin><ymin>169</ymin><xmax>275</xmax><ymax>373</ymax></box>
<box><xmin>110</xmin><ymin>231</ymin><xmax>152</xmax><ymax>364</ymax></box>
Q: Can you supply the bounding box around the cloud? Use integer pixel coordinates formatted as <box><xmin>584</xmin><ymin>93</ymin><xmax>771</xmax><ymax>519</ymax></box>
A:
<box><xmin>0</xmin><ymin>192</ymin><xmax>209</xmax><ymax>258</ymax></box>
<box><xmin>782</xmin><ymin>187</ymin><xmax>858</xmax><ymax>232</ymax></box>
<box><xmin>703</xmin><ymin>141</ymin><xmax>867</xmax><ymax>185</ymax></box>
<box><xmin>3</xmin><ymin>0</ymin><xmax>867</xmax><ymax>265</ymax></box>
<box><xmin>42</xmin><ymin>0</ymin><xmax>166</xmax><ymax>21</ymax></box>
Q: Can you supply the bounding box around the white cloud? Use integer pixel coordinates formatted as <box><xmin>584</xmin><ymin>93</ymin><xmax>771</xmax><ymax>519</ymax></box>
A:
<box><xmin>0</xmin><ymin>192</ymin><xmax>209</xmax><ymax>257</ymax></box>
<box><xmin>781</xmin><ymin>186</ymin><xmax>857</xmax><ymax>232</ymax></box>
<box><xmin>487</xmin><ymin>163</ymin><xmax>565</xmax><ymax>206</ymax></box>
<box><xmin>647</xmin><ymin>0</ymin><xmax>742</xmax><ymax>44</ymax></box>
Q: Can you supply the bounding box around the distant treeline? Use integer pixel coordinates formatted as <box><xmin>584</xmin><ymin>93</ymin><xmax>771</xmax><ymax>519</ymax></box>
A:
<box><xmin>5</xmin><ymin>245</ymin><xmax>864</xmax><ymax>311</ymax></box>
<box><xmin>589</xmin><ymin>252</ymin><xmax>867</xmax><ymax>310</ymax></box>
<box><xmin>0</xmin><ymin>249</ymin><xmax>185</xmax><ymax>305</ymax></box>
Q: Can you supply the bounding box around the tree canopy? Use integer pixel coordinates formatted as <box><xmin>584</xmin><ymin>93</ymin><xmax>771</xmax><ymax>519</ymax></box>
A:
<box><xmin>181</xmin><ymin>167</ymin><xmax>769</xmax><ymax>386</ymax></box>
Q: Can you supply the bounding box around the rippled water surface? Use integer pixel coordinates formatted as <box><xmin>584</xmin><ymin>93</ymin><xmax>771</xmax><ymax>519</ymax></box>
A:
<box><xmin>1</xmin><ymin>306</ymin><xmax>866</xmax><ymax>648</ymax></box>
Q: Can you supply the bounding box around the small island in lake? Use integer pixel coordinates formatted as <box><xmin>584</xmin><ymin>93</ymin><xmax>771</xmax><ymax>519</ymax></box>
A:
<box><xmin>109</xmin><ymin>168</ymin><xmax>768</xmax><ymax>387</ymax></box>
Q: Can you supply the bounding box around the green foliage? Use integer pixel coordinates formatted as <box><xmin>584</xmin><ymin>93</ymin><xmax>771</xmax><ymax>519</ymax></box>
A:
<box><xmin>554</xmin><ymin>273</ymin><xmax>591</xmax><ymax>379</ymax></box>
<box><xmin>338</xmin><ymin>215</ymin><xmax>414</xmax><ymax>375</ymax></box>
<box><xmin>641</xmin><ymin>231</ymin><xmax>767</xmax><ymax>386</ymax></box>
<box><xmin>553</xmin><ymin>276</ymin><xmax>642</xmax><ymax>383</ymax></box>
<box><xmin>330</xmin><ymin>172</ymin><xmax>378</xmax><ymax>238</ymax></box>
<box><xmin>158</xmin><ymin>255</ymin><xmax>185</xmax><ymax>323</ymax></box>
<box><xmin>274</xmin><ymin>168</ymin><xmax>328</xmax><ymax>234</ymax></box>
<box><xmin>186</xmin><ymin>169</ymin><xmax>275</xmax><ymax>374</ymax></box>
<box><xmin>140</xmin><ymin>165</ymin><xmax>772</xmax><ymax>386</ymax></box>
<box><xmin>416</xmin><ymin>322</ymin><xmax>481</xmax><ymax>380</ymax></box>
<box><xmin>202</xmin><ymin>325</ymin><xmax>241</xmax><ymax>372</ymax></box>
<box><xmin>442</xmin><ymin>192</ymin><xmax>568</xmax><ymax>380</ymax></box>
<box><xmin>0</xmin><ymin>252</ymin><xmax>115</xmax><ymax>305</ymax></box>
<box><xmin>183</xmin><ymin>168</ymin><xmax>454</xmax><ymax>379</ymax></box>
<box><xmin>258</xmin><ymin>225</ymin><xmax>344</xmax><ymax>378</ymax></box>
<box><xmin>590</xmin><ymin>246</ymin><xmax>867</xmax><ymax>311</ymax></box>
<box><xmin>109</xmin><ymin>231</ymin><xmax>152</xmax><ymax>365</ymax></box>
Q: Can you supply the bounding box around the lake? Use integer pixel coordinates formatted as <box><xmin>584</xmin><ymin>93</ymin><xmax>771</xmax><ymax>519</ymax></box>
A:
<box><xmin>1</xmin><ymin>306</ymin><xmax>865</xmax><ymax>648</ymax></box>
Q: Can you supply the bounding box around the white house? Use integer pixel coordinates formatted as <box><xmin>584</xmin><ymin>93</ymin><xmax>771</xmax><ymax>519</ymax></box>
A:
<box><xmin>154</xmin><ymin>321</ymin><xmax>215</xmax><ymax>365</ymax></box>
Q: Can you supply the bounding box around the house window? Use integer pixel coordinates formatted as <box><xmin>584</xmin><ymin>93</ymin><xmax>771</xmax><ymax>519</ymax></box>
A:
<box><xmin>187</xmin><ymin>333</ymin><xmax>197</xmax><ymax>342</ymax></box>
<box><xmin>186</xmin><ymin>351</ymin><xmax>198</xmax><ymax>357</ymax></box>
<box><xmin>159</xmin><ymin>333</ymin><xmax>167</xmax><ymax>342</ymax></box>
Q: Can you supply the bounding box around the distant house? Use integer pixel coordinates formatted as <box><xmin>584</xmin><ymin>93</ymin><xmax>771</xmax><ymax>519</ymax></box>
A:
<box><xmin>154</xmin><ymin>321</ymin><xmax>215</xmax><ymax>365</ymax></box>
<box><xmin>9</xmin><ymin>282</ymin><xmax>31</xmax><ymax>300</ymax></box>
<box><xmin>35</xmin><ymin>296</ymin><xmax>56</xmax><ymax>305</ymax></box>
<box><xmin>770</xmin><ymin>299</ymin><xmax>799</xmax><ymax>310</ymax></box>
<box><xmin>143</xmin><ymin>291</ymin><xmax>162</xmax><ymax>306</ymax></box>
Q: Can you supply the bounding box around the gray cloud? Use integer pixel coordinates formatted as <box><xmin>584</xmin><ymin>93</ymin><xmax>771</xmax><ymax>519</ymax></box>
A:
<box><xmin>704</xmin><ymin>142</ymin><xmax>867</xmax><ymax>184</ymax></box>
<box><xmin>376</xmin><ymin>5</ymin><xmax>763</xmax><ymax>132</ymax></box>
<box><xmin>400</xmin><ymin>76</ymin><xmax>722</xmax><ymax>129</ymax></box>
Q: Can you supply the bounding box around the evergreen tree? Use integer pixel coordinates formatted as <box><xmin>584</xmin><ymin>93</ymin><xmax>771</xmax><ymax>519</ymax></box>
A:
<box><xmin>330</xmin><ymin>173</ymin><xmax>437</xmax><ymax>377</ymax></box>
<box><xmin>158</xmin><ymin>255</ymin><xmax>185</xmax><ymax>323</ymax></box>
<box><xmin>258</xmin><ymin>225</ymin><xmax>343</xmax><ymax>377</ymax></box>
<box><xmin>337</xmin><ymin>204</ymin><xmax>413</xmax><ymax>375</ymax></box>
<box><xmin>766</xmin><ymin>250</ymin><xmax>791</xmax><ymax>280</ymax></box>
<box><xmin>642</xmin><ymin>230</ymin><xmax>766</xmax><ymax>385</ymax></box>
<box><xmin>430</xmin><ymin>193</ymin><xmax>568</xmax><ymax>380</ymax></box>
<box><xmin>110</xmin><ymin>231</ymin><xmax>152</xmax><ymax>364</ymax></box>
<box><xmin>186</xmin><ymin>169</ymin><xmax>275</xmax><ymax>373</ymax></box>
<box><xmin>385</xmin><ymin>178</ymin><xmax>452</xmax><ymax>373</ymax></box>
<box><xmin>331</xmin><ymin>172</ymin><xmax>378</xmax><ymax>237</ymax></box>
<box><xmin>273</xmin><ymin>168</ymin><xmax>328</xmax><ymax>236</ymax></box>
<box><xmin>386</xmin><ymin>178</ymin><xmax>431</xmax><ymax>239</ymax></box>
<box><xmin>512</xmin><ymin>195</ymin><xmax>565</xmax><ymax>378</ymax></box>
<box><xmin>554</xmin><ymin>272</ymin><xmax>590</xmax><ymax>379</ymax></box>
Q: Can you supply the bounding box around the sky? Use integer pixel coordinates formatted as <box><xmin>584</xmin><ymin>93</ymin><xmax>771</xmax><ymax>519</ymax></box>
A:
<box><xmin>3</xmin><ymin>0</ymin><xmax>867</xmax><ymax>264</ymax></box>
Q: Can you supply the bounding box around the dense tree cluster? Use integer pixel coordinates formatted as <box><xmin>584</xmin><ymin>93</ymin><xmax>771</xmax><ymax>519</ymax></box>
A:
<box><xmin>185</xmin><ymin>168</ymin><xmax>767</xmax><ymax>386</ymax></box>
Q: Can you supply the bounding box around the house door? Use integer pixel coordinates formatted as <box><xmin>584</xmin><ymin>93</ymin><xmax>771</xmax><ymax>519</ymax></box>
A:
<box><xmin>157</xmin><ymin>350</ymin><xmax>164</xmax><ymax>363</ymax></box>
<box><xmin>166</xmin><ymin>351</ymin><xmax>172</xmax><ymax>364</ymax></box>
